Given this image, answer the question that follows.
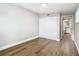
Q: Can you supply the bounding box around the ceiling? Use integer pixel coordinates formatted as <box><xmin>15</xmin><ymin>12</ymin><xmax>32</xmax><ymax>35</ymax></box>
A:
<box><xmin>15</xmin><ymin>3</ymin><xmax>79</xmax><ymax>15</ymax></box>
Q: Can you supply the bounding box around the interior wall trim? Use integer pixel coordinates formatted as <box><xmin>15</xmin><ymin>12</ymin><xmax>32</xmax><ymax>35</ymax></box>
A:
<box><xmin>39</xmin><ymin>36</ymin><xmax>60</xmax><ymax>41</ymax></box>
<box><xmin>71</xmin><ymin>35</ymin><xmax>79</xmax><ymax>53</ymax></box>
<box><xmin>0</xmin><ymin>36</ymin><xmax>39</xmax><ymax>51</ymax></box>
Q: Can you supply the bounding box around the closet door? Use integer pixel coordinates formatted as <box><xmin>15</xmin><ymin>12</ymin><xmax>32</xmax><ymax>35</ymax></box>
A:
<box><xmin>39</xmin><ymin>16</ymin><xmax>59</xmax><ymax>40</ymax></box>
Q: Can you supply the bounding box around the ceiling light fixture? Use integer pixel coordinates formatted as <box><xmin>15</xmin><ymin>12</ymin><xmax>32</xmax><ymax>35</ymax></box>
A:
<box><xmin>42</xmin><ymin>3</ymin><xmax>47</xmax><ymax>7</ymax></box>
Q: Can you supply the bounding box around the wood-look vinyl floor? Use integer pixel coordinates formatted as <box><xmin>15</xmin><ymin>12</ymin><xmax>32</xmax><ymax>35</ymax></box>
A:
<box><xmin>0</xmin><ymin>34</ymin><xmax>78</xmax><ymax>56</ymax></box>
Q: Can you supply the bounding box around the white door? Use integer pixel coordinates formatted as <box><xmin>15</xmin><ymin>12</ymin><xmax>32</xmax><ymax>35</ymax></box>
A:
<box><xmin>39</xmin><ymin>17</ymin><xmax>59</xmax><ymax>40</ymax></box>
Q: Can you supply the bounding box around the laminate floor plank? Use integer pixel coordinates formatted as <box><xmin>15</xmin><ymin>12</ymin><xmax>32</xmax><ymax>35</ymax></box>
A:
<box><xmin>0</xmin><ymin>34</ymin><xmax>78</xmax><ymax>56</ymax></box>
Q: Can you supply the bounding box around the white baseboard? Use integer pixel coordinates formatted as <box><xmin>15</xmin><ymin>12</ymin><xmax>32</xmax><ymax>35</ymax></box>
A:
<box><xmin>0</xmin><ymin>36</ymin><xmax>39</xmax><ymax>51</ymax></box>
<box><xmin>39</xmin><ymin>36</ymin><xmax>60</xmax><ymax>41</ymax></box>
<box><xmin>71</xmin><ymin>35</ymin><xmax>79</xmax><ymax>53</ymax></box>
<box><xmin>74</xmin><ymin>40</ymin><xmax>79</xmax><ymax>53</ymax></box>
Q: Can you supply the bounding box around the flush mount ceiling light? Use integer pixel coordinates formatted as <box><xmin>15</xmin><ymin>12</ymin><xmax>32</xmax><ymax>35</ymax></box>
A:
<box><xmin>41</xmin><ymin>3</ymin><xmax>47</xmax><ymax>7</ymax></box>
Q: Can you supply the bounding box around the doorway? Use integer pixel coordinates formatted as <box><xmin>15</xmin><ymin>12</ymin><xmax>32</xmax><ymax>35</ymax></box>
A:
<box><xmin>63</xmin><ymin>19</ymin><xmax>71</xmax><ymax>34</ymax></box>
<box><xmin>61</xmin><ymin>15</ymin><xmax>73</xmax><ymax>40</ymax></box>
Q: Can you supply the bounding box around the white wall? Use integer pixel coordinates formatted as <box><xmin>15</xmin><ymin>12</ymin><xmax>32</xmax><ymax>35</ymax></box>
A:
<box><xmin>71</xmin><ymin>15</ymin><xmax>75</xmax><ymax>41</ymax></box>
<box><xmin>39</xmin><ymin>14</ymin><xmax>60</xmax><ymax>41</ymax></box>
<box><xmin>0</xmin><ymin>4</ymin><xmax>39</xmax><ymax>50</ymax></box>
<box><xmin>74</xmin><ymin>9</ymin><xmax>79</xmax><ymax>52</ymax></box>
<box><xmin>75</xmin><ymin>24</ymin><xmax>79</xmax><ymax>50</ymax></box>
